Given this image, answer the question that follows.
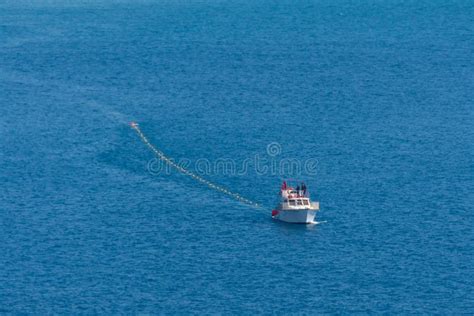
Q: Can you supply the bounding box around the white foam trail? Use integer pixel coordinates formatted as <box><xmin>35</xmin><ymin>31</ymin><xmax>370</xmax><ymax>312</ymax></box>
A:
<box><xmin>309</xmin><ymin>220</ymin><xmax>327</xmax><ymax>225</ymax></box>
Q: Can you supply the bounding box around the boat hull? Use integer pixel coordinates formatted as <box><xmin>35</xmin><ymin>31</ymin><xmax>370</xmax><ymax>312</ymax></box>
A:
<box><xmin>273</xmin><ymin>209</ymin><xmax>316</xmax><ymax>224</ymax></box>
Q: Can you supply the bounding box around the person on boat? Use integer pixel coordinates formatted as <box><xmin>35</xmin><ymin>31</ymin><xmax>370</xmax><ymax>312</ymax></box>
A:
<box><xmin>296</xmin><ymin>185</ymin><xmax>301</xmax><ymax>196</ymax></box>
<box><xmin>302</xmin><ymin>182</ymin><xmax>307</xmax><ymax>196</ymax></box>
<box><xmin>281</xmin><ymin>181</ymin><xmax>287</xmax><ymax>190</ymax></box>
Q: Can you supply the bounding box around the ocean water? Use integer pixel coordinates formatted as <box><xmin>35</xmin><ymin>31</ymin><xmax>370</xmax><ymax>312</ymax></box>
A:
<box><xmin>1</xmin><ymin>0</ymin><xmax>473</xmax><ymax>313</ymax></box>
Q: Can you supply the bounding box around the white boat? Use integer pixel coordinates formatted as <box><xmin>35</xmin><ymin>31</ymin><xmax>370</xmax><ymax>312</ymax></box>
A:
<box><xmin>272</xmin><ymin>181</ymin><xmax>320</xmax><ymax>224</ymax></box>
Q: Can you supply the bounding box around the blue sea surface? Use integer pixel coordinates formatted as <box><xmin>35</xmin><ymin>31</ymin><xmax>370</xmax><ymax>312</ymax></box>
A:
<box><xmin>1</xmin><ymin>0</ymin><xmax>473</xmax><ymax>313</ymax></box>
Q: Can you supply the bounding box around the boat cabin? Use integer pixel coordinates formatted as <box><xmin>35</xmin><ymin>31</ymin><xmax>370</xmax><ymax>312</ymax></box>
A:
<box><xmin>286</xmin><ymin>198</ymin><xmax>310</xmax><ymax>206</ymax></box>
<box><xmin>278</xmin><ymin>181</ymin><xmax>319</xmax><ymax>210</ymax></box>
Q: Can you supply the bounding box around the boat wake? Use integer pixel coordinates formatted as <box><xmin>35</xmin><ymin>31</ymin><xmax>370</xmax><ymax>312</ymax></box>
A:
<box><xmin>309</xmin><ymin>220</ymin><xmax>327</xmax><ymax>225</ymax></box>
